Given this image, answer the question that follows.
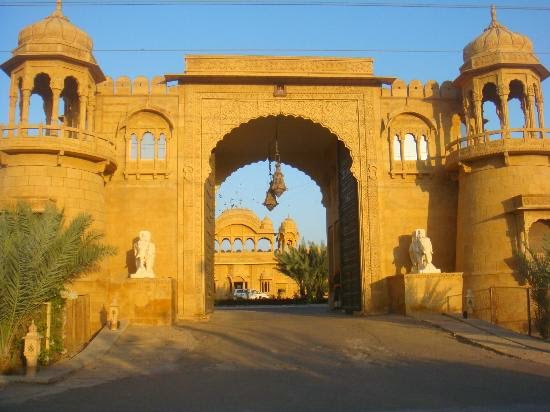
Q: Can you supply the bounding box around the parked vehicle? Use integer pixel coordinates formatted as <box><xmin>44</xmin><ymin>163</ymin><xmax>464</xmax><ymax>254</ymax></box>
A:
<box><xmin>233</xmin><ymin>288</ymin><xmax>249</xmax><ymax>299</ymax></box>
<box><xmin>248</xmin><ymin>290</ymin><xmax>270</xmax><ymax>299</ymax></box>
<box><xmin>232</xmin><ymin>289</ymin><xmax>270</xmax><ymax>300</ymax></box>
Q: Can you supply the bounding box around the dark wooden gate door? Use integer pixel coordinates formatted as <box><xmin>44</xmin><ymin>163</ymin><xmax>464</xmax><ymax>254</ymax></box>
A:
<box><xmin>338</xmin><ymin>144</ymin><xmax>361</xmax><ymax>312</ymax></box>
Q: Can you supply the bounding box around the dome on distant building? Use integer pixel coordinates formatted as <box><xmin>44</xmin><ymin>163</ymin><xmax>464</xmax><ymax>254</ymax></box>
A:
<box><xmin>260</xmin><ymin>216</ymin><xmax>274</xmax><ymax>231</ymax></box>
<box><xmin>14</xmin><ymin>2</ymin><xmax>96</xmax><ymax>65</ymax></box>
<box><xmin>461</xmin><ymin>6</ymin><xmax>541</xmax><ymax>73</ymax></box>
<box><xmin>279</xmin><ymin>217</ymin><xmax>298</xmax><ymax>234</ymax></box>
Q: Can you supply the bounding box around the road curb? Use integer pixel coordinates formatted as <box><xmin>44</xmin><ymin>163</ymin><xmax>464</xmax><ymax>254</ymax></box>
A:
<box><xmin>0</xmin><ymin>320</ymin><xmax>129</xmax><ymax>386</ymax></box>
<box><xmin>411</xmin><ymin>315</ymin><xmax>522</xmax><ymax>359</ymax></box>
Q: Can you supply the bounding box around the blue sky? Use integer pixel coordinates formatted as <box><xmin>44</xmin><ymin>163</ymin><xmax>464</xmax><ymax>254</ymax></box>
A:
<box><xmin>0</xmin><ymin>1</ymin><xmax>549</xmax><ymax>243</ymax></box>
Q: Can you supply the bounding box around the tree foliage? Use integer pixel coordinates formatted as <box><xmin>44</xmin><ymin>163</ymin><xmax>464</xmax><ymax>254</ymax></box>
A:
<box><xmin>275</xmin><ymin>241</ymin><xmax>328</xmax><ymax>301</ymax></box>
<box><xmin>0</xmin><ymin>202</ymin><xmax>115</xmax><ymax>371</ymax></box>
<box><xmin>516</xmin><ymin>240</ymin><xmax>550</xmax><ymax>339</ymax></box>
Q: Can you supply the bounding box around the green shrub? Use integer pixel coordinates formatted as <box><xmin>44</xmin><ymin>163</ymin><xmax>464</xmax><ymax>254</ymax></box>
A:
<box><xmin>516</xmin><ymin>241</ymin><xmax>550</xmax><ymax>339</ymax></box>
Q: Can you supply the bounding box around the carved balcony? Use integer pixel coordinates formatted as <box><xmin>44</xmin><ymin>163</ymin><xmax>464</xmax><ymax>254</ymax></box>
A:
<box><xmin>445</xmin><ymin>128</ymin><xmax>550</xmax><ymax>170</ymax></box>
<box><xmin>0</xmin><ymin>123</ymin><xmax>117</xmax><ymax>173</ymax></box>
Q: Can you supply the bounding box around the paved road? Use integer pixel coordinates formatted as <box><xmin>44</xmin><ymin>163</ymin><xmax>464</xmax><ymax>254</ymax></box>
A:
<box><xmin>1</xmin><ymin>305</ymin><xmax>550</xmax><ymax>411</ymax></box>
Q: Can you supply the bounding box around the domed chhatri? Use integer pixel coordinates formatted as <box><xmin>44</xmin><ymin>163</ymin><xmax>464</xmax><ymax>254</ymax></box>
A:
<box><xmin>279</xmin><ymin>217</ymin><xmax>298</xmax><ymax>234</ymax></box>
<box><xmin>14</xmin><ymin>0</ymin><xmax>95</xmax><ymax>65</ymax></box>
<box><xmin>461</xmin><ymin>6</ymin><xmax>544</xmax><ymax>74</ymax></box>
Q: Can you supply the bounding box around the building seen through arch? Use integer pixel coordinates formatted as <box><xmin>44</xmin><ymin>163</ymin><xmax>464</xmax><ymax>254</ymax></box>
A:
<box><xmin>0</xmin><ymin>4</ymin><xmax>549</xmax><ymax>333</ymax></box>
<box><xmin>214</xmin><ymin>208</ymin><xmax>300</xmax><ymax>299</ymax></box>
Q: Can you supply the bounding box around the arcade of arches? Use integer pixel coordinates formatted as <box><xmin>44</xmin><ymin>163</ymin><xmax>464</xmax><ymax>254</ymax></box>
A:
<box><xmin>1</xmin><ymin>4</ymin><xmax>550</xmax><ymax>332</ymax></box>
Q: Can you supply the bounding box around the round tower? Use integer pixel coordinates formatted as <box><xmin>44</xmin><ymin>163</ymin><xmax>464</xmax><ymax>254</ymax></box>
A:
<box><xmin>0</xmin><ymin>1</ymin><xmax>115</xmax><ymax>226</ymax></box>
<box><xmin>277</xmin><ymin>217</ymin><xmax>300</xmax><ymax>252</ymax></box>
<box><xmin>448</xmin><ymin>7</ymin><xmax>550</xmax><ymax>293</ymax></box>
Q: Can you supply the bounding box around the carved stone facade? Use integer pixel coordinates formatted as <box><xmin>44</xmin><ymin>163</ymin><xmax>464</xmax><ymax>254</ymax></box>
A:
<box><xmin>0</xmin><ymin>5</ymin><xmax>548</xmax><ymax>329</ymax></box>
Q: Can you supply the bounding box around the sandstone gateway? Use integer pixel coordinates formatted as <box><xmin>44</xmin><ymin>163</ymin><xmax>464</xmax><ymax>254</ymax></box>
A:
<box><xmin>1</xmin><ymin>3</ymin><xmax>548</xmax><ymax>332</ymax></box>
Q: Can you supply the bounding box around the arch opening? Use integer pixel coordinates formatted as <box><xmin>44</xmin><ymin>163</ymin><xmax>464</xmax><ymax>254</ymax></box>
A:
<box><xmin>482</xmin><ymin>83</ymin><xmax>501</xmax><ymax>137</ymax></box>
<box><xmin>508</xmin><ymin>80</ymin><xmax>527</xmax><ymax>137</ymax></box>
<box><xmin>209</xmin><ymin>115</ymin><xmax>362</xmax><ymax>312</ymax></box>
<box><xmin>61</xmin><ymin>77</ymin><xmax>80</xmax><ymax>130</ymax></box>
<box><xmin>29</xmin><ymin>73</ymin><xmax>53</xmax><ymax>129</ymax></box>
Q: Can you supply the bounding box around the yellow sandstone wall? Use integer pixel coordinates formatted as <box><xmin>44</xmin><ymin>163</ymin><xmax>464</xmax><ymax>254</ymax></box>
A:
<box><xmin>457</xmin><ymin>155</ymin><xmax>550</xmax><ymax>290</ymax></box>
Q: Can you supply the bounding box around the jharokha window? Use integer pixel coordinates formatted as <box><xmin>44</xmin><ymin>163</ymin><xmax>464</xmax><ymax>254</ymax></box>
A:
<box><xmin>388</xmin><ymin>114</ymin><xmax>434</xmax><ymax>178</ymax></box>
<box><xmin>124</xmin><ymin>110</ymin><xmax>171</xmax><ymax>178</ymax></box>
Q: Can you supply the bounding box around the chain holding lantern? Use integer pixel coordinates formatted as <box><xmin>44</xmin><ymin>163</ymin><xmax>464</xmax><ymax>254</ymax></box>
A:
<box><xmin>262</xmin><ymin>116</ymin><xmax>287</xmax><ymax>211</ymax></box>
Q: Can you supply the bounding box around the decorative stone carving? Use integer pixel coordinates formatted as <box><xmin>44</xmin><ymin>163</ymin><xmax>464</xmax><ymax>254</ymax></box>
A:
<box><xmin>130</xmin><ymin>230</ymin><xmax>156</xmax><ymax>278</ymax></box>
<box><xmin>23</xmin><ymin>320</ymin><xmax>42</xmax><ymax>376</ymax></box>
<box><xmin>409</xmin><ymin>229</ymin><xmax>441</xmax><ymax>274</ymax></box>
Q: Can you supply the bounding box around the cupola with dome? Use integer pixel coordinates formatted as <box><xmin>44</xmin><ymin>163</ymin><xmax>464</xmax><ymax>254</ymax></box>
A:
<box><xmin>452</xmin><ymin>6</ymin><xmax>548</xmax><ymax>139</ymax></box>
<box><xmin>1</xmin><ymin>0</ymin><xmax>107</xmax><ymax>133</ymax></box>
<box><xmin>277</xmin><ymin>217</ymin><xmax>300</xmax><ymax>251</ymax></box>
<box><xmin>1</xmin><ymin>0</ymin><xmax>103</xmax><ymax>82</ymax></box>
<box><xmin>457</xmin><ymin>6</ymin><xmax>548</xmax><ymax>84</ymax></box>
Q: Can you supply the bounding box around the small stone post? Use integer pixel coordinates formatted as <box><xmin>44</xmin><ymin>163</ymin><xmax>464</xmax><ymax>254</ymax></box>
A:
<box><xmin>23</xmin><ymin>320</ymin><xmax>42</xmax><ymax>376</ymax></box>
<box><xmin>109</xmin><ymin>301</ymin><xmax>119</xmax><ymax>331</ymax></box>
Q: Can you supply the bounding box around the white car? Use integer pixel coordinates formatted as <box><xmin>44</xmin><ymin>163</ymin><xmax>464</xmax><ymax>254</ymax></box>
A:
<box><xmin>232</xmin><ymin>289</ymin><xmax>270</xmax><ymax>299</ymax></box>
<box><xmin>233</xmin><ymin>288</ymin><xmax>249</xmax><ymax>299</ymax></box>
<box><xmin>248</xmin><ymin>290</ymin><xmax>270</xmax><ymax>300</ymax></box>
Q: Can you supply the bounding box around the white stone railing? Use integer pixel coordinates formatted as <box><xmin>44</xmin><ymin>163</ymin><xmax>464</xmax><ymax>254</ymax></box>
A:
<box><xmin>445</xmin><ymin>128</ymin><xmax>550</xmax><ymax>168</ymax></box>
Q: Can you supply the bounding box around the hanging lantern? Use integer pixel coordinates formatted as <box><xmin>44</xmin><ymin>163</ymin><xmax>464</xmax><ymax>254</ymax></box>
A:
<box><xmin>263</xmin><ymin>188</ymin><xmax>278</xmax><ymax>211</ymax></box>
<box><xmin>270</xmin><ymin>162</ymin><xmax>287</xmax><ymax>197</ymax></box>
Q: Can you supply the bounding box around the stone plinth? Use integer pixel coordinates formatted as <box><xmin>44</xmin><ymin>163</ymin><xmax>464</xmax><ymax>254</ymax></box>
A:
<box><xmin>387</xmin><ymin>273</ymin><xmax>463</xmax><ymax>315</ymax></box>
<box><xmin>108</xmin><ymin>278</ymin><xmax>175</xmax><ymax>326</ymax></box>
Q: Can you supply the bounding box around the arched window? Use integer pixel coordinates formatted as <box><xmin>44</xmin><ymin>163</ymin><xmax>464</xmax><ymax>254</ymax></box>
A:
<box><xmin>244</xmin><ymin>238</ymin><xmax>255</xmax><ymax>251</ymax></box>
<box><xmin>214</xmin><ymin>239</ymin><xmax>220</xmax><ymax>253</ymax></box>
<box><xmin>257</xmin><ymin>238</ymin><xmax>271</xmax><ymax>252</ymax></box>
<box><xmin>158</xmin><ymin>133</ymin><xmax>166</xmax><ymax>159</ymax></box>
<box><xmin>124</xmin><ymin>111</ymin><xmax>171</xmax><ymax>177</ymax></box>
<box><xmin>221</xmin><ymin>238</ymin><xmax>231</xmax><ymax>253</ymax></box>
<box><xmin>233</xmin><ymin>238</ymin><xmax>243</xmax><ymax>252</ymax></box>
<box><xmin>141</xmin><ymin>132</ymin><xmax>155</xmax><ymax>159</ymax></box>
<box><xmin>393</xmin><ymin>135</ymin><xmax>401</xmax><ymax>160</ymax></box>
<box><xmin>130</xmin><ymin>134</ymin><xmax>138</xmax><ymax>160</ymax></box>
<box><xmin>419</xmin><ymin>136</ymin><xmax>428</xmax><ymax>160</ymax></box>
<box><xmin>403</xmin><ymin>133</ymin><xmax>417</xmax><ymax>160</ymax></box>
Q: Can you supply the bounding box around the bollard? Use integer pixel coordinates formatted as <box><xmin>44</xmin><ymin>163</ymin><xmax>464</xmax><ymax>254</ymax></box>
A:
<box><xmin>109</xmin><ymin>300</ymin><xmax>119</xmax><ymax>331</ymax></box>
<box><xmin>23</xmin><ymin>320</ymin><xmax>42</xmax><ymax>376</ymax></box>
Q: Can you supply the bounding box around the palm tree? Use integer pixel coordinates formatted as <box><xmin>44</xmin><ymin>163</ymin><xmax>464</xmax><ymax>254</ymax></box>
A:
<box><xmin>0</xmin><ymin>202</ymin><xmax>115</xmax><ymax>371</ymax></box>
<box><xmin>275</xmin><ymin>241</ymin><xmax>328</xmax><ymax>301</ymax></box>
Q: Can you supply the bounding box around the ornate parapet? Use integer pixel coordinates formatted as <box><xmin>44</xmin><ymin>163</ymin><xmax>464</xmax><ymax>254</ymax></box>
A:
<box><xmin>445</xmin><ymin>128</ymin><xmax>550</xmax><ymax>169</ymax></box>
<box><xmin>97</xmin><ymin>76</ymin><xmax>170</xmax><ymax>95</ymax></box>
<box><xmin>184</xmin><ymin>55</ymin><xmax>374</xmax><ymax>78</ymax></box>
<box><xmin>382</xmin><ymin>79</ymin><xmax>459</xmax><ymax>99</ymax></box>
<box><xmin>0</xmin><ymin>123</ymin><xmax>117</xmax><ymax>173</ymax></box>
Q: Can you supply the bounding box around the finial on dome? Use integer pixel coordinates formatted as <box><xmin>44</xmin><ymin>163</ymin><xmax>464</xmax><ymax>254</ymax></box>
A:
<box><xmin>486</xmin><ymin>4</ymin><xmax>501</xmax><ymax>29</ymax></box>
<box><xmin>52</xmin><ymin>0</ymin><xmax>63</xmax><ymax>16</ymax></box>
